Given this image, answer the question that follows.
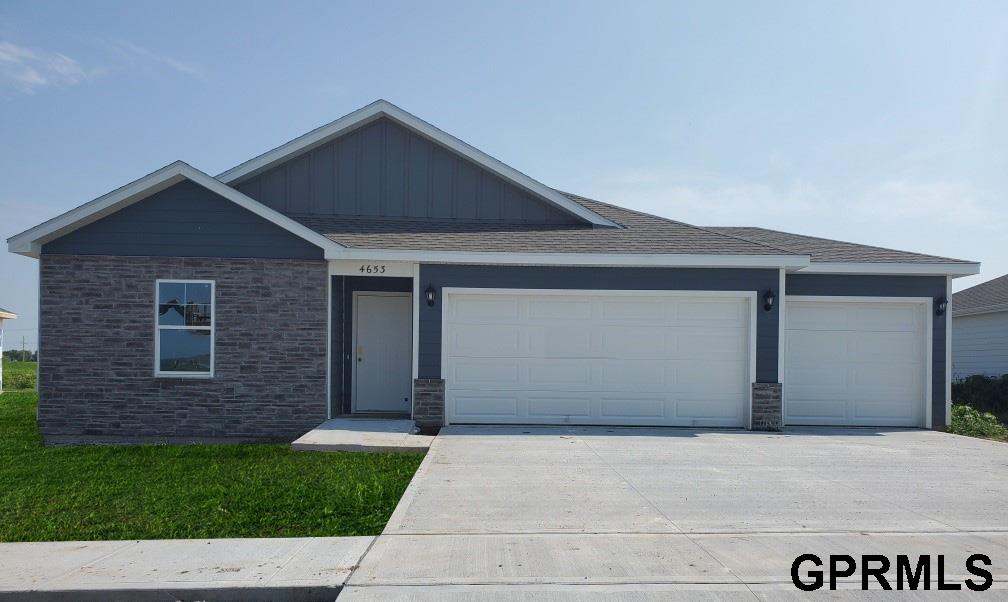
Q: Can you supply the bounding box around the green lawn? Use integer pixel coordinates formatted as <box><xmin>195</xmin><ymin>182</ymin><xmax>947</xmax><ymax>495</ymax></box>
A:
<box><xmin>2</xmin><ymin>359</ymin><xmax>36</xmax><ymax>390</ymax></box>
<box><xmin>0</xmin><ymin>391</ymin><xmax>424</xmax><ymax>542</ymax></box>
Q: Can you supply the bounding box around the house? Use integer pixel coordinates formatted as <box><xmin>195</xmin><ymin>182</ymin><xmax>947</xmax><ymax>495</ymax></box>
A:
<box><xmin>6</xmin><ymin>100</ymin><xmax>980</xmax><ymax>444</ymax></box>
<box><xmin>952</xmin><ymin>274</ymin><xmax>1008</xmax><ymax>379</ymax></box>
<box><xmin>0</xmin><ymin>307</ymin><xmax>15</xmax><ymax>393</ymax></box>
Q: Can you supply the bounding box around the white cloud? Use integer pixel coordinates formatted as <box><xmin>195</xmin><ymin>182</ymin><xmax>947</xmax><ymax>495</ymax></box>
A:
<box><xmin>107</xmin><ymin>40</ymin><xmax>206</xmax><ymax>80</ymax></box>
<box><xmin>0</xmin><ymin>41</ymin><xmax>90</xmax><ymax>94</ymax></box>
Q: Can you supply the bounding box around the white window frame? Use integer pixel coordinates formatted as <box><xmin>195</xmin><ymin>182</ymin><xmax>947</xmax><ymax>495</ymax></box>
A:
<box><xmin>154</xmin><ymin>279</ymin><xmax>215</xmax><ymax>378</ymax></box>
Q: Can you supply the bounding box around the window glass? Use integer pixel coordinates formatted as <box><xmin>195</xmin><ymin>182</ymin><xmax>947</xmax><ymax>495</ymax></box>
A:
<box><xmin>156</xmin><ymin>281</ymin><xmax>213</xmax><ymax>375</ymax></box>
<box><xmin>158</xmin><ymin>330</ymin><xmax>212</xmax><ymax>372</ymax></box>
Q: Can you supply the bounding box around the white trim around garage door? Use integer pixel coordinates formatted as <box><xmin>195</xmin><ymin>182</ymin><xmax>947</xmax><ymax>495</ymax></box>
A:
<box><xmin>439</xmin><ymin>288</ymin><xmax>759</xmax><ymax>429</ymax></box>
<box><xmin>783</xmin><ymin>295</ymin><xmax>933</xmax><ymax>429</ymax></box>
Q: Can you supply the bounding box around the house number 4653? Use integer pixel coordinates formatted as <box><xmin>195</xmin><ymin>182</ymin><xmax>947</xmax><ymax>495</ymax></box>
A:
<box><xmin>360</xmin><ymin>264</ymin><xmax>386</xmax><ymax>274</ymax></box>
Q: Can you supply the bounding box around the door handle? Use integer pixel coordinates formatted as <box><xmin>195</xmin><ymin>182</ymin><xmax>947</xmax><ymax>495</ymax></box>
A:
<box><xmin>357</xmin><ymin>357</ymin><xmax>363</xmax><ymax>362</ymax></box>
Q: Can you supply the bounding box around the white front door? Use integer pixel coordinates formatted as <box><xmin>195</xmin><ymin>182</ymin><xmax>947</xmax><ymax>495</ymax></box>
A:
<box><xmin>784</xmin><ymin>298</ymin><xmax>929</xmax><ymax>427</ymax></box>
<box><xmin>443</xmin><ymin>289</ymin><xmax>753</xmax><ymax>427</ymax></box>
<box><xmin>353</xmin><ymin>292</ymin><xmax>413</xmax><ymax>414</ymax></box>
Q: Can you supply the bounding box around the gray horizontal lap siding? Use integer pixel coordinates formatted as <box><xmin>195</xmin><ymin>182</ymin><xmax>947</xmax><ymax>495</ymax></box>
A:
<box><xmin>234</xmin><ymin>117</ymin><xmax>579</xmax><ymax>224</ymax></box>
<box><xmin>952</xmin><ymin>311</ymin><xmax>1008</xmax><ymax>378</ymax></box>
<box><xmin>418</xmin><ymin>265</ymin><xmax>780</xmax><ymax>384</ymax></box>
<box><xmin>41</xmin><ymin>180</ymin><xmax>324</xmax><ymax>259</ymax></box>
<box><xmin>785</xmin><ymin>274</ymin><xmax>948</xmax><ymax>428</ymax></box>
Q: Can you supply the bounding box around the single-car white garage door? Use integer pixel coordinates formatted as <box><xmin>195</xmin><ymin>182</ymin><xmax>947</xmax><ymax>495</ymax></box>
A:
<box><xmin>784</xmin><ymin>298</ymin><xmax>930</xmax><ymax>427</ymax></box>
<box><xmin>442</xmin><ymin>289</ymin><xmax>754</xmax><ymax>427</ymax></box>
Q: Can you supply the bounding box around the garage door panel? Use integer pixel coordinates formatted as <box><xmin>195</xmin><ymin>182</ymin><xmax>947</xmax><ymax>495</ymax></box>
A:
<box><xmin>450</xmin><ymin>358</ymin><xmax>520</xmax><ymax>387</ymax></box>
<box><xmin>851</xmin><ymin>363</ymin><xmax>920</xmax><ymax>390</ymax></box>
<box><xmin>676</xmin><ymin>299</ymin><xmax>748</xmax><ymax>325</ymax></box>
<box><xmin>451</xmin><ymin>296</ymin><xmax>520</xmax><ymax>320</ymax></box>
<box><xmin>851</xmin><ymin>306</ymin><xmax>920</xmax><ymax>332</ymax></box>
<box><xmin>528</xmin><ymin>360</ymin><xmax>593</xmax><ymax>387</ymax></box>
<box><xmin>786</xmin><ymin>364</ymin><xmax>846</xmax><ymax>388</ymax></box>
<box><xmin>852</xmin><ymin>331</ymin><xmax>921</xmax><ymax>360</ymax></box>
<box><xmin>600</xmin><ymin>361</ymin><xmax>670</xmax><ymax>388</ymax></box>
<box><xmin>445</xmin><ymin>291</ymin><xmax>751</xmax><ymax>427</ymax></box>
<box><xmin>787</xmin><ymin>330</ymin><xmax>848</xmax><ymax>362</ymax></box>
<box><xmin>599</xmin><ymin>326</ymin><xmax>670</xmax><ymax>357</ymax></box>
<box><xmin>528</xmin><ymin>396</ymin><xmax>592</xmax><ymax>417</ymax></box>
<box><xmin>451</xmin><ymin>325</ymin><xmax>520</xmax><ymax>356</ymax></box>
<box><xmin>527</xmin><ymin>298</ymin><xmax>592</xmax><ymax>320</ymax></box>
<box><xmin>530</xmin><ymin>327</ymin><xmax>593</xmax><ymax>356</ymax></box>
<box><xmin>454</xmin><ymin>394</ymin><xmax>519</xmax><ymax>418</ymax></box>
<box><xmin>600</xmin><ymin>299</ymin><xmax>668</xmax><ymax>322</ymax></box>
<box><xmin>785</xmin><ymin>300</ymin><xmax>926</xmax><ymax>427</ymax></box>
<box><xmin>676</xmin><ymin>397</ymin><xmax>745</xmax><ymax>419</ymax></box>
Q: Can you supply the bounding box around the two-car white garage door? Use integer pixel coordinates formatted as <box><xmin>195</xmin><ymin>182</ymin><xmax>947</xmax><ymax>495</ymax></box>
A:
<box><xmin>443</xmin><ymin>289</ymin><xmax>753</xmax><ymax>427</ymax></box>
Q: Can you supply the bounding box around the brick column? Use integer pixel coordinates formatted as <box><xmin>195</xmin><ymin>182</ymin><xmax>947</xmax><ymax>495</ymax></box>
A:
<box><xmin>752</xmin><ymin>383</ymin><xmax>782</xmax><ymax>431</ymax></box>
<box><xmin>414</xmin><ymin>378</ymin><xmax>445</xmax><ymax>435</ymax></box>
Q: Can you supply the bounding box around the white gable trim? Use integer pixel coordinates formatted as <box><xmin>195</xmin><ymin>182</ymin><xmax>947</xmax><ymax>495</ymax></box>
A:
<box><xmin>214</xmin><ymin>100</ymin><xmax>620</xmax><ymax>228</ymax></box>
<box><xmin>6</xmin><ymin>161</ymin><xmax>344</xmax><ymax>259</ymax></box>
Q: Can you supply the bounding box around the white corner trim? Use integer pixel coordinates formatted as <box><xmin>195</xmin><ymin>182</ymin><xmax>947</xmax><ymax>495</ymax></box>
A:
<box><xmin>214</xmin><ymin>100</ymin><xmax>619</xmax><ymax>228</ymax></box>
<box><xmin>326</xmin><ymin>248</ymin><xmax>812</xmax><ymax>269</ymax></box>
<box><xmin>798</xmin><ymin>262</ymin><xmax>980</xmax><ymax>277</ymax></box>
<box><xmin>7</xmin><ymin>161</ymin><xmax>344</xmax><ymax>259</ymax></box>
<box><xmin>945</xmin><ymin>275</ymin><xmax>952</xmax><ymax>427</ymax></box>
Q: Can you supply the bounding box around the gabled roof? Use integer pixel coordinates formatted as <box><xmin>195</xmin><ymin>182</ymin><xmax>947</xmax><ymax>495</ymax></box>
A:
<box><xmin>707</xmin><ymin>226</ymin><xmax>979</xmax><ymax>276</ymax></box>
<box><xmin>0</xmin><ymin>307</ymin><xmax>15</xmax><ymax>320</ymax></box>
<box><xmin>214</xmin><ymin>99</ymin><xmax>619</xmax><ymax>229</ymax></box>
<box><xmin>6</xmin><ymin>161</ymin><xmax>343</xmax><ymax>259</ymax></box>
<box><xmin>953</xmin><ymin>274</ymin><xmax>1008</xmax><ymax>317</ymax></box>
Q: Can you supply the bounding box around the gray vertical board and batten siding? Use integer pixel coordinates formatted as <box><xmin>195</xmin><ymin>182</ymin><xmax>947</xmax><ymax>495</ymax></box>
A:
<box><xmin>40</xmin><ymin>180</ymin><xmax>324</xmax><ymax>259</ymax></box>
<box><xmin>785</xmin><ymin>273</ymin><xmax>948</xmax><ymax>427</ymax></box>
<box><xmin>233</xmin><ymin>117</ymin><xmax>581</xmax><ymax>224</ymax></box>
<box><xmin>417</xmin><ymin>265</ymin><xmax>781</xmax><ymax>384</ymax></box>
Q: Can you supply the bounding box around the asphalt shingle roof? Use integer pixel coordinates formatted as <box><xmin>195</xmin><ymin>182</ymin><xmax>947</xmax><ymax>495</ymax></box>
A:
<box><xmin>288</xmin><ymin>190</ymin><xmax>974</xmax><ymax>264</ymax></box>
<box><xmin>291</xmin><ymin>193</ymin><xmax>797</xmax><ymax>256</ymax></box>
<box><xmin>953</xmin><ymin>274</ymin><xmax>1008</xmax><ymax>315</ymax></box>
<box><xmin>705</xmin><ymin>226</ymin><xmax>972</xmax><ymax>264</ymax></box>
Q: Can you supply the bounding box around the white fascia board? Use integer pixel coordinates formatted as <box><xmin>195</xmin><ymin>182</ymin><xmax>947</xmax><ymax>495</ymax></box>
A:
<box><xmin>7</xmin><ymin>161</ymin><xmax>343</xmax><ymax>259</ymax></box>
<box><xmin>798</xmin><ymin>262</ymin><xmax>981</xmax><ymax>277</ymax></box>
<box><xmin>215</xmin><ymin>100</ymin><xmax>619</xmax><ymax>228</ymax></box>
<box><xmin>328</xmin><ymin>248</ymin><xmax>811</xmax><ymax>269</ymax></box>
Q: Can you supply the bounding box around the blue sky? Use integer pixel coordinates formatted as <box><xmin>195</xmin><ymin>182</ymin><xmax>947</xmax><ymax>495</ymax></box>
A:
<box><xmin>1</xmin><ymin>1</ymin><xmax>1006</xmax><ymax>351</ymax></box>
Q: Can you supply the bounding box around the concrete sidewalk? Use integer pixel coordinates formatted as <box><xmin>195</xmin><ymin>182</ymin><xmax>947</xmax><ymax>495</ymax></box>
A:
<box><xmin>0</xmin><ymin>536</ymin><xmax>372</xmax><ymax>601</ymax></box>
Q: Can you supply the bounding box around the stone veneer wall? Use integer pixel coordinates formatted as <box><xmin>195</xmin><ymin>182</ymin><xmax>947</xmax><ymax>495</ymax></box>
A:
<box><xmin>413</xmin><ymin>378</ymin><xmax>445</xmax><ymax>435</ymax></box>
<box><xmin>752</xmin><ymin>382</ymin><xmax>783</xmax><ymax>431</ymax></box>
<box><xmin>38</xmin><ymin>255</ymin><xmax>328</xmax><ymax>443</ymax></box>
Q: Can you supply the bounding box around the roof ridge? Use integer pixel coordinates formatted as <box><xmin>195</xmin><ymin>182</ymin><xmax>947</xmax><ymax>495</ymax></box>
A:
<box><xmin>556</xmin><ymin>190</ymin><xmax>803</xmax><ymax>257</ymax></box>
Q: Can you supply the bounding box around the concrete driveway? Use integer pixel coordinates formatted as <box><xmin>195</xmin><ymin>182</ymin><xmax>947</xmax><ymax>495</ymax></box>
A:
<box><xmin>344</xmin><ymin>427</ymin><xmax>1008</xmax><ymax>599</ymax></box>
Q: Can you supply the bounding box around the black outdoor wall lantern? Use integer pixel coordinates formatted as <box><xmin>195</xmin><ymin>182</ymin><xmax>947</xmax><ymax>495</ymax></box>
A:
<box><xmin>425</xmin><ymin>284</ymin><xmax>437</xmax><ymax>307</ymax></box>
<box><xmin>936</xmin><ymin>296</ymin><xmax>948</xmax><ymax>316</ymax></box>
<box><xmin>763</xmin><ymin>289</ymin><xmax>776</xmax><ymax>312</ymax></box>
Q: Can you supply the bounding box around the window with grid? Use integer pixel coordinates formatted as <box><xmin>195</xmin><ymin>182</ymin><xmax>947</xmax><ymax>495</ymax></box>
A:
<box><xmin>155</xmin><ymin>280</ymin><xmax>214</xmax><ymax>376</ymax></box>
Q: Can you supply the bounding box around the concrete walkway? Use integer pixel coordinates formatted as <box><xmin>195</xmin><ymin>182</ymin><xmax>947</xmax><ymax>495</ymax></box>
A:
<box><xmin>291</xmin><ymin>418</ymin><xmax>433</xmax><ymax>453</ymax></box>
<box><xmin>343</xmin><ymin>426</ymin><xmax>1008</xmax><ymax>599</ymax></box>
<box><xmin>0</xmin><ymin>536</ymin><xmax>372</xmax><ymax>601</ymax></box>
